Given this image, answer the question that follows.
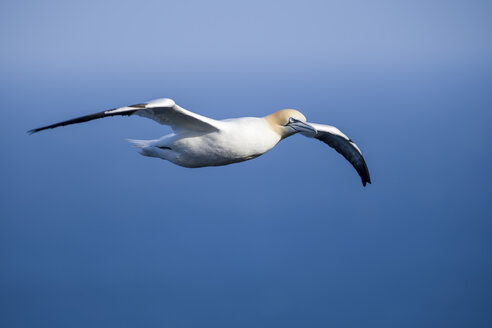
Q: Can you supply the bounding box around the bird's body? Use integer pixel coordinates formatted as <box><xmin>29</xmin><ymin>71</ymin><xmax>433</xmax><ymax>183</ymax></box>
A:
<box><xmin>133</xmin><ymin>116</ymin><xmax>281</xmax><ymax>168</ymax></box>
<box><xmin>30</xmin><ymin>98</ymin><xmax>371</xmax><ymax>186</ymax></box>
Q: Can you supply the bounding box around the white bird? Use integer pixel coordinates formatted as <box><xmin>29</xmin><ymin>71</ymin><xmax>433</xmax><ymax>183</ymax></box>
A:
<box><xmin>29</xmin><ymin>98</ymin><xmax>371</xmax><ymax>186</ymax></box>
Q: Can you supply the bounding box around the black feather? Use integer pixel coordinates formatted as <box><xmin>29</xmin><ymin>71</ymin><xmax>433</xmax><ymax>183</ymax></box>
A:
<box><xmin>28</xmin><ymin>108</ymin><xmax>138</xmax><ymax>134</ymax></box>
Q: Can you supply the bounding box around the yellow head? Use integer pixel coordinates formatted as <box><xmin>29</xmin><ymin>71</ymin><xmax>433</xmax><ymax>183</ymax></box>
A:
<box><xmin>265</xmin><ymin>109</ymin><xmax>316</xmax><ymax>138</ymax></box>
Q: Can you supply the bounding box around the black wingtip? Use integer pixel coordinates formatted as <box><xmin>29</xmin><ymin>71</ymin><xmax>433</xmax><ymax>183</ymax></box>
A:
<box><xmin>26</xmin><ymin>107</ymin><xmax>139</xmax><ymax>136</ymax></box>
<box><xmin>27</xmin><ymin>125</ymin><xmax>52</xmax><ymax>134</ymax></box>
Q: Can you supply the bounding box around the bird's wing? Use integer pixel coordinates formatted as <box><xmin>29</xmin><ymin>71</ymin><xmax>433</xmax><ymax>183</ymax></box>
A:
<box><xmin>28</xmin><ymin>98</ymin><xmax>220</xmax><ymax>134</ymax></box>
<box><xmin>307</xmin><ymin>122</ymin><xmax>371</xmax><ymax>186</ymax></box>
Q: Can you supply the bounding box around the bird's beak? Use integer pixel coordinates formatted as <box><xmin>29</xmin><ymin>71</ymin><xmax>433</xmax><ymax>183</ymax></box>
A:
<box><xmin>287</xmin><ymin>118</ymin><xmax>317</xmax><ymax>137</ymax></box>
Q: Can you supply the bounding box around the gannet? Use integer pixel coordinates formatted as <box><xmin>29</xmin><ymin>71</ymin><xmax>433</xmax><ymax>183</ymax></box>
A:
<box><xmin>29</xmin><ymin>98</ymin><xmax>371</xmax><ymax>186</ymax></box>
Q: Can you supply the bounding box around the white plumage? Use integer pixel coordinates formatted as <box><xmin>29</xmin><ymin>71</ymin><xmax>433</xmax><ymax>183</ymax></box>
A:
<box><xmin>29</xmin><ymin>98</ymin><xmax>371</xmax><ymax>186</ymax></box>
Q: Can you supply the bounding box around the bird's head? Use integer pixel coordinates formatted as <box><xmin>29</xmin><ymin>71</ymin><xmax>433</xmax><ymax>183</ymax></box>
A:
<box><xmin>266</xmin><ymin>109</ymin><xmax>317</xmax><ymax>138</ymax></box>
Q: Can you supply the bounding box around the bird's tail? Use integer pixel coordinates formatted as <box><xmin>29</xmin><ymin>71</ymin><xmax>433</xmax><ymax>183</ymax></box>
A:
<box><xmin>126</xmin><ymin>138</ymin><xmax>150</xmax><ymax>148</ymax></box>
<box><xmin>126</xmin><ymin>139</ymin><xmax>154</xmax><ymax>157</ymax></box>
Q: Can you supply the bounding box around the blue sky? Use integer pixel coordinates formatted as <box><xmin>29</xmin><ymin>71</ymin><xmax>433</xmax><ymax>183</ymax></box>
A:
<box><xmin>1</xmin><ymin>0</ymin><xmax>491</xmax><ymax>327</ymax></box>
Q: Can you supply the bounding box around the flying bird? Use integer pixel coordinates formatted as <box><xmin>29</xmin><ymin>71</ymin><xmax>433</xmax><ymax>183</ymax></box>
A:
<box><xmin>29</xmin><ymin>98</ymin><xmax>371</xmax><ymax>186</ymax></box>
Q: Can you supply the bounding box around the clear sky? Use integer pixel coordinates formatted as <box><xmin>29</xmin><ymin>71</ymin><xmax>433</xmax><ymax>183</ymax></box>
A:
<box><xmin>1</xmin><ymin>0</ymin><xmax>491</xmax><ymax>327</ymax></box>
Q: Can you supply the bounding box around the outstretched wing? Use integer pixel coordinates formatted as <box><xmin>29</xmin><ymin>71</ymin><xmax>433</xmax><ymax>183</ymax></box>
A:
<box><xmin>308</xmin><ymin>122</ymin><xmax>371</xmax><ymax>186</ymax></box>
<box><xmin>28</xmin><ymin>98</ymin><xmax>220</xmax><ymax>134</ymax></box>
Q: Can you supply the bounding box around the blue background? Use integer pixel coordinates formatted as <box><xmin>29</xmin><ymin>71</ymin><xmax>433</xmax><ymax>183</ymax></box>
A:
<box><xmin>1</xmin><ymin>0</ymin><xmax>491</xmax><ymax>327</ymax></box>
